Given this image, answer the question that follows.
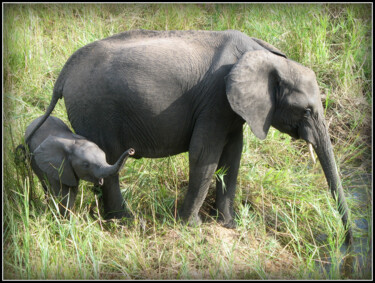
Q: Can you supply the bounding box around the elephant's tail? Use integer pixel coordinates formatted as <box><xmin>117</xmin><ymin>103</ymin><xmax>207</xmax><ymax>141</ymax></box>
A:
<box><xmin>25</xmin><ymin>88</ymin><xmax>62</xmax><ymax>145</ymax></box>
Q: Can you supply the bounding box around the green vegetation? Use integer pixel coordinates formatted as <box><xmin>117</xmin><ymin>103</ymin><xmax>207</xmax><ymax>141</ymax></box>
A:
<box><xmin>3</xmin><ymin>3</ymin><xmax>372</xmax><ymax>279</ymax></box>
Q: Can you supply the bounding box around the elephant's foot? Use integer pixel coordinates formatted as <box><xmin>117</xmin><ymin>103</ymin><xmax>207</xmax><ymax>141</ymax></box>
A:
<box><xmin>177</xmin><ymin>209</ymin><xmax>202</xmax><ymax>227</ymax></box>
<box><xmin>210</xmin><ymin>208</ymin><xmax>237</xmax><ymax>229</ymax></box>
<box><xmin>187</xmin><ymin>214</ymin><xmax>202</xmax><ymax>227</ymax></box>
<box><xmin>104</xmin><ymin>208</ymin><xmax>133</xmax><ymax>221</ymax></box>
<box><xmin>218</xmin><ymin>218</ymin><xmax>237</xmax><ymax>229</ymax></box>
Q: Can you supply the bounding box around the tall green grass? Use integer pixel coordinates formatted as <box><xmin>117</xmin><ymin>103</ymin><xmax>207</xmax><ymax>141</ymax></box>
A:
<box><xmin>3</xmin><ymin>3</ymin><xmax>372</xmax><ymax>279</ymax></box>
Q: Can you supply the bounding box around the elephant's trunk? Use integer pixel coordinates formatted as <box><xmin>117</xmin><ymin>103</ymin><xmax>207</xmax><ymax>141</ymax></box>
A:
<box><xmin>313</xmin><ymin>122</ymin><xmax>353</xmax><ymax>245</ymax></box>
<box><xmin>97</xmin><ymin>148</ymin><xmax>135</xmax><ymax>180</ymax></box>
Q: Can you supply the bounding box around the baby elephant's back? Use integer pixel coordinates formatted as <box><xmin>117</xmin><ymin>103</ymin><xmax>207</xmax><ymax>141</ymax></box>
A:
<box><xmin>25</xmin><ymin>116</ymin><xmax>73</xmax><ymax>152</ymax></box>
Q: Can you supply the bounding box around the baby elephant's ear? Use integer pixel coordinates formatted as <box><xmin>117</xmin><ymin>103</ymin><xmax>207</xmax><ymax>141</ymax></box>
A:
<box><xmin>34</xmin><ymin>136</ymin><xmax>78</xmax><ymax>187</ymax></box>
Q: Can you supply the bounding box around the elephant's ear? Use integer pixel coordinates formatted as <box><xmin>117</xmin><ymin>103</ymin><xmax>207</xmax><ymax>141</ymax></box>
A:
<box><xmin>34</xmin><ymin>136</ymin><xmax>78</xmax><ymax>187</ymax></box>
<box><xmin>225</xmin><ymin>50</ymin><xmax>286</xmax><ymax>140</ymax></box>
<box><xmin>251</xmin><ymin>37</ymin><xmax>287</xmax><ymax>58</ymax></box>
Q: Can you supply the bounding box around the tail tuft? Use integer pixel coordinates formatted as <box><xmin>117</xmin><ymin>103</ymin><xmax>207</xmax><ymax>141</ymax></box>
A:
<box><xmin>14</xmin><ymin>144</ymin><xmax>27</xmax><ymax>165</ymax></box>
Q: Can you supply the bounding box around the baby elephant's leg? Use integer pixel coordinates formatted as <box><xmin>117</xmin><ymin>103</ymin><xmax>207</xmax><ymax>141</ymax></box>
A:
<box><xmin>48</xmin><ymin>179</ymin><xmax>78</xmax><ymax>216</ymax></box>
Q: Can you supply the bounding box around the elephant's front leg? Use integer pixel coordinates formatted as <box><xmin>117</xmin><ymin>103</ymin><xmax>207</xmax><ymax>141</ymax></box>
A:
<box><xmin>48</xmin><ymin>179</ymin><xmax>78</xmax><ymax>216</ymax></box>
<box><xmin>101</xmin><ymin>174</ymin><xmax>132</xmax><ymax>220</ymax></box>
<box><xmin>178</xmin><ymin>128</ymin><xmax>224</xmax><ymax>226</ymax></box>
<box><xmin>215</xmin><ymin>129</ymin><xmax>243</xmax><ymax>228</ymax></box>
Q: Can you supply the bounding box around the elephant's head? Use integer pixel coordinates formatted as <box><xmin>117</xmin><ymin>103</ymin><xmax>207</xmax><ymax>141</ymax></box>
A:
<box><xmin>225</xmin><ymin>50</ymin><xmax>353</xmax><ymax>244</ymax></box>
<box><xmin>33</xmin><ymin>136</ymin><xmax>135</xmax><ymax>187</ymax></box>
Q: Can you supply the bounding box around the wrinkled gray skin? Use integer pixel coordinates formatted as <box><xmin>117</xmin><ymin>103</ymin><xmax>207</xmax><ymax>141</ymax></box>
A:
<box><xmin>27</xmin><ymin>30</ymin><xmax>352</xmax><ymax>244</ymax></box>
<box><xmin>21</xmin><ymin>116</ymin><xmax>134</xmax><ymax>215</ymax></box>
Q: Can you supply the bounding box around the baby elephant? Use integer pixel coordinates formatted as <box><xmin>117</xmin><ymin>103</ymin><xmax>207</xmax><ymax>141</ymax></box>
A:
<box><xmin>16</xmin><ymin>116</ymin><xmax>135</xmax><ymax>215</ymax></box>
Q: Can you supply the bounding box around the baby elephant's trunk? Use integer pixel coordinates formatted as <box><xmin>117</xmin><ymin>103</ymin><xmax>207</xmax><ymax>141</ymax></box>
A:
<box><xmin>99</xmin><ymin>148</ymin><xmax>135</xmax><ymax>181</ymax></box>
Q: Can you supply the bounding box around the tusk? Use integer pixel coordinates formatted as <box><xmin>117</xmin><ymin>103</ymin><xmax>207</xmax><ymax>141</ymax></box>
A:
<box><xmin>307</xmin><ymin>143</ymin><xmax>316</xmax><ymax>164</ymax></box>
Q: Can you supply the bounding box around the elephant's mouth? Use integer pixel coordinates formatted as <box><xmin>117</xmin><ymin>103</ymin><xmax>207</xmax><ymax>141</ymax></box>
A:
<box><xmin>290</xmin><ymin>127</ymin><xmax>300</xmax><ymax>140</ymax></box>
<box><xmin>272</xmin><ymin>121</ymin><xmax>300</xmax><ymax>140</ymax></box>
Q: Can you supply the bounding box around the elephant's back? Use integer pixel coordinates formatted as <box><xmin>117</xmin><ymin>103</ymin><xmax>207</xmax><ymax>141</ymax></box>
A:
<box><xmin>59</xmin><ymin>30</ymin><xmax>220</xmax><ymax>94</ymax></box>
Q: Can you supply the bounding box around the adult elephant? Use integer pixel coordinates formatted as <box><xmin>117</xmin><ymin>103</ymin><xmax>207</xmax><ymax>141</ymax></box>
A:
<box><xmin>28</xmin><ymin>30</ymin><xmax>352</xmax><ymax>244</ymax></box>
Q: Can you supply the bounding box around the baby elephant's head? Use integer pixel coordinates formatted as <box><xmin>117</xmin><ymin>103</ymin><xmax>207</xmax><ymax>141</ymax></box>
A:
<box><xmin>70</xmin><ymin>139</ymin><xmax>135</xmax><ymax>185</ymax></box>
<box><xmin>33</xmin><ymin>135</ymin><xmax>135</xmax><ymax>187</ymax></box>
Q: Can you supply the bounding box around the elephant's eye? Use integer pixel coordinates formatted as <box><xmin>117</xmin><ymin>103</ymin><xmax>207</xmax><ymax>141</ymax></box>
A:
<box><xmin>82</xmin><ymin>162</ymin><xmax>90</xmax><ymax>168</ymax></box>
<box><xmin>304</xmin><ymin>108</ymin><xmax>312</xmax><ymax>117</ymax></box>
